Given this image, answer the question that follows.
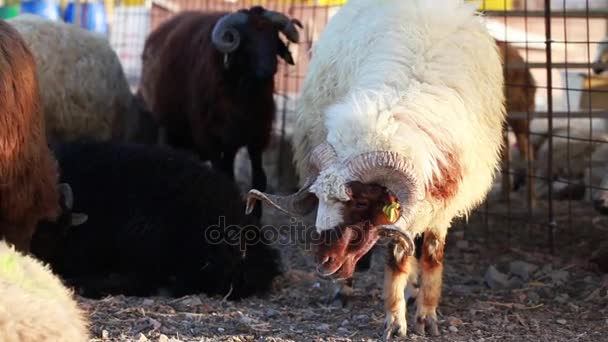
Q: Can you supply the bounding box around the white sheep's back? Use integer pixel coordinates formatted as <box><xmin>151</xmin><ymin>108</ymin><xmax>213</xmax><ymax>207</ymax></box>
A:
<box><xmin>0</xmin><ymin>240</ymin><xmax>89</xmax><ymax>342</ymax></box>
<box><xmin>293</xmin><ymin>0</ymin><xmax>506</xmax><ymax>231</ymax></box>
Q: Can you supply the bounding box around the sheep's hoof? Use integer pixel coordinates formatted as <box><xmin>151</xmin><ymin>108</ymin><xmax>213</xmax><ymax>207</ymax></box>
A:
<box><xmin>327</xmin><ymin>290</ymin><xmax>351</xmax><ymax>308</ymax></box>
<box><xmin>414</xmin><ymin>315</ymin><xmax>439</xmax><ymax>337</ymax></box>
<box><xmin>382</xmin><ymin>313</ymin><xmax>407</xmax><ymax>341</ymax></box>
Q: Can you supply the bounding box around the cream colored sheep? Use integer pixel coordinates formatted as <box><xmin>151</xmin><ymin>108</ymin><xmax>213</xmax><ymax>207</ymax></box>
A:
<box><xmin>8</xmin><ymin>14</ymin><xmax>137</xmax><ymax>144</ymax></box>
<box><xmin>0</xmin><ymin>240</ymin><xmax>89</xmax><ymax>342</ymax></box>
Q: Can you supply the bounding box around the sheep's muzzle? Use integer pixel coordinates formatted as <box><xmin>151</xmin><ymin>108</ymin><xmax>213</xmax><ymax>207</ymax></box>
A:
<box><xmin>315</xmin><ymin>223</ymin><xmax>415</xmax><ymax>279</ymax></box>
<box><xmin>315</xmin><ymin>222</ymin><xmax>380</xmax><ymax>279</ymax></box>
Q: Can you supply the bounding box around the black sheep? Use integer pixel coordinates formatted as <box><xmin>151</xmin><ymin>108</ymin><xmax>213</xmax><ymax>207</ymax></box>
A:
<box><xmin>31</xmin><ymin>140</ymin><xmax>282</xmax><ymax>300</ymax></box>
<box><xmin>137</xmin><ymin>7</ymin><xmax>302</xmax><ymax>220</ymax></box>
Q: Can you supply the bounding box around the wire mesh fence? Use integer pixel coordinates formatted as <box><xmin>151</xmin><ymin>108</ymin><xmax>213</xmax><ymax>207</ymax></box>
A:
<box><xmin>21</xmin><ymin>0</ymin><xmax>606</xmax><ymax>256</ymax></box>
<box><xmin>115</xmin><ymin>0</ymin><xmax>608</xmax><ymax>256</ymax></box>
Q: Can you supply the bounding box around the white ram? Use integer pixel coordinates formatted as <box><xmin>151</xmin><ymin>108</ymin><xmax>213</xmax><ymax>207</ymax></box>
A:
<box><xmin>247</xmin><ymin>0</ymin><xmax>505</xmax><ymax>339</ymax></box>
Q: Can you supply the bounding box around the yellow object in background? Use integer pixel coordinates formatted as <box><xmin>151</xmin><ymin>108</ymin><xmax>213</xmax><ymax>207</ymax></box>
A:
<box><xmin>122</xmin><ymin>0</ymin><xmax>144</xmax><ymax>6</ymax></box>
<box><xmin>466</xmin><ymin>0</ymin><xmax>513</xmax><ymax>11</ymax></box>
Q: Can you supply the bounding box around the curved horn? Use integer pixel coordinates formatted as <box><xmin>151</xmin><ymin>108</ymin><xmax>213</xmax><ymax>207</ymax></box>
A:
<box><xmin>345</xmin><ymin>151</ymin><xmax>423</xmax><ymax>227</ymax></box>
<box><xmin>262</xmin><ymin>10</ymin><xmax>303</xmax><ymax>43</ymax></box>
<box><xmin>58</xmin><ymin>183</ymin><xmax>74</xmax><ymax>210</ymax></box>
<box><xmin>244</xmin><ymin>142</ymin><xmax>338</xmax><ymax>217</ymax></box>
<box><xmin>246</xmin><ymin>176</ymin><xmax>318</xmax><ymax>217</ymax></box>
<box><xmin>310</xmin><ymin>142</ymin><xmax>338</xmax><ymax>173</ymax></box>
<box><xmin>211</xmin><ymin>11</ymin><xmax>249</xmax><ymax>53</ymax></box>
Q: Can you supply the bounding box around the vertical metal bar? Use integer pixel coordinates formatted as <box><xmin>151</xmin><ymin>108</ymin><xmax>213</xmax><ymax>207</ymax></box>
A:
<box><xmin>544</xmin><ymin>0</ymin><xmax>556</xmax><ymax>254</ymax></box>
<box><xmin>562</xmin><ymin>0</ymin><xmax>573</xmax><ymax>240</ymax></box>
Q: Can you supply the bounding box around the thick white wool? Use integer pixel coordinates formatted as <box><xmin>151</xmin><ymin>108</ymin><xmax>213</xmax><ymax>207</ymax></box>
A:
<box><xmin>8</xmin><ymin>14</ymin><xmax>135</xmax><ymax>144</ymax></box>
<box><xmin>293</xmin><ymin>0</ymin><xmax>506</xmax><ymax>235</ymax></box>
<box><xmin>0</xmin><ymin>240</ymin><xmax>89</xmax><ymax>342</ymax></box>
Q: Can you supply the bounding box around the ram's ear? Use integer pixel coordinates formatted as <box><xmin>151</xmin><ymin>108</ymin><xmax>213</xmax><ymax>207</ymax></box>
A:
<box><xmin>277</xmin><ymin>39</ymin><xmax>295</xmax><ymax>65</ymax></box>
<box><xmin>70</xmin><ymin>213</ymin><xmax>88</xmax><ymax>227</ymax></box>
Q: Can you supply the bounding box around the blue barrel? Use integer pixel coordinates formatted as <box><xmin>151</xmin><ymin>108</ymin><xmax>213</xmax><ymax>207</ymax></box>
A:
<box><xmin>63</xmin><ymin>1</ymin><xmax>107</xmax><ymax>34</ymax></box>
<box><xmin>20</xmin><ymin>0</ymin><xmax>61</xmax><ymax>21</ymax></box>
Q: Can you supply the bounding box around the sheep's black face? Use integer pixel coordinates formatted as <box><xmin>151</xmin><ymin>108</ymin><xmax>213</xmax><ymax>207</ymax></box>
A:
<box><xmin>232</xmin><ymin>15</ymin><xmax>293</xmax><ymax>81</ymax></box>
<box><xmin>238</xmin><ymin>20</ymin><xmax>278</xmax><ymax>80</ymax></box>
<box><xmin>315</xmin><ymin>182</ymin><xmax>400</xmax><ymax>280</ymax></box>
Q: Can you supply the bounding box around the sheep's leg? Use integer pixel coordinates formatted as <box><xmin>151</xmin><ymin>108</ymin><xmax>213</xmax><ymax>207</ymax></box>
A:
<box><xmin>513</xmin><ymin>131</ymin><xmax>536</xmax><ymax>209</ymax></box>
<box><xmin>414</xmin><ymin>230</ymin><xmax>445</xmax><ymax>337</ymax></box>
<box><xmin>327</xmin><ymin>278</ymin><xmax>354</xmax><ymax>307</ymax></box>
<box><xmin>383</xmin><ymin>239</ymin><xmax>411</xmax><ymax>340</ymax></box>
<box><xmin>500</xmin><ymin>126</ymin><xmax>512</xmax><ymax>202</ymax></box>
<box><xmin>247</xmin><ymin>145</ymin><xmax>267</xmax><ymax>219</ymax></box>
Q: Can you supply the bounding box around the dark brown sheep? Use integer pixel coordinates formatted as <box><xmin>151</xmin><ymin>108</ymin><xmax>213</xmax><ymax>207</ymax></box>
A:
<box><xmin>0</xmin><ymin>19</ymin><xmax>61</xmax><ymax>253</ymax></box>
<box><xmin>137</xmin><ymin>7</ymin><xmax>302</xmax><ymax>219</ymax></box>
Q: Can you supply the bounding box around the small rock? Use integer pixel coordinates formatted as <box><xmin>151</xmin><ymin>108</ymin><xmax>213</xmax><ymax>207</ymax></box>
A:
<box><xmin>142</xmin><ymin>298</ymin><xmax>155</xmax><ymax>306</ymax></box>
<box><xmin>477</xmin><ymin>338</ymin><xmax>485</xmax><ymax>342</ymax></box>
<box><xmin>551</xmin><ymin>270</ymin><xmax>569</xmax><ymax>285</ymax></box>
<box><xmin>179</xmin><ymin>297</ymin><xmax>203</xmax><ymax>306</ymax></box>
<box><xmin>484</xmin><ymin>265</ymin><xmax>511</xmax><ymax>289</ymax></box>
<box><xmin>101</xmin><ymin>330</ymin><xmax>110</xmax><ymax>339</ymax></box>
<box><xmin>341</xmin><ymin>319</ymin><xmax>349</xmax><ymax>326</ymax></box>
<box><xmin>158</xmin><ymin>335</ymin><xmax>169</xmax><ymax>342</ymax></box>
<box><xmin>354</xmin><ymin>314</ymin><xmax>368</xmax><ymax>321</ymax></box>
<box><xmin>337</xmin><ymin>327</ymin><xmax>349</xmax><ymax>334</ymax></box>
<box><xmin>136</xmin><ymin>333</ymin><xmax>149</xmax><ymax>342</ymax></box>
<box><xmin>217</xmin><ymin>327</ymin><xmax>225</xmax><ymax>333</ymax></box>
<box><xmin>447</xmin><ymin>316</ymin><xmax>464</xmax><ymax>327</ymax></box>
<box><xmin>452</xmin><ymin>284</ymin><xmax>475</xmax><ymax>296</ymax></box>
<box><xmin>264</xmin><ymin>308</ymin><xmax>279</xmax><ymax>318</ymax></box>
<box><xmin>509</xmin><ymin>260</ymin><xmax>538</xmax><ymax>281</ymax></box>
<box><xmin>317</xmin><ymin>323</ymin><xmax>330</xmax><ymax>331</ymax></box>
<box><xmin>555</xmin><ymin>293</ymin><xmax>570</xmax><ymax>304</ymax></box>
<box><xmin>527</xmin><ymin>291</ymin><xmax>541</xmax><ymax>304</ymax></box>
<box><xmin>449</xmin><ymin>326</ymin><xmax>459</xmax><ymax>333</ymax></box>
<box><xmin>556</xmin><ymin>319</ymin><xmax>567</xmax><ymax>325</ymax></box>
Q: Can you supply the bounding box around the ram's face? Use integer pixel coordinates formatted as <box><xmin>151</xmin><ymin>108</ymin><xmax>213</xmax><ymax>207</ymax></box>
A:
<box><xmin>314</xmin><ymin>182</ymin><xmax>400</xmax><ymax>279</ymax></box>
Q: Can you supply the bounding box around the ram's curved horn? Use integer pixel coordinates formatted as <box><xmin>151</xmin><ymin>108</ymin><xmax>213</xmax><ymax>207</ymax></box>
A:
<box><xmin>345</xmin><ymin>151</ymin><xmax>423</xmax><ymax>228</ymax></box>
<box><xmin>246</xmin><ymin>176</ymin><xmax>318</xmax><ymax>216</ymax></box>
<box><xmin>310</xmin><ymin>142</ymin><xmax>338</xmax><ymax>173</ymax></box>
<box><xmin>58</xmin><ymin>183</ymin><xmax>74</xmax><ymax>210</ymax></box>
<box><xmin>211</xmin><ymin>11</ymin><xmax>249</xmax><ymax>53</ymax></box>
<box><xmin>245</xmin><ymin>143</ymin><xmax>337</xmax><ymax>217</ymax></box>
<box><xmin>379</xmin><ymin>217</ymin><xmax>416</xmax><ymax>256</ymax></box>
<box><xmin>262</xmin><ymin>9</ymin><xmax>303</xmax><ymax>43</ymax></box>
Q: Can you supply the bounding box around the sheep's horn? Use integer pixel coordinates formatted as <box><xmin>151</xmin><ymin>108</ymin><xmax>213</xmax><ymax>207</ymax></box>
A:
<box><xmin>58</xmin><ymin>183</ymin><xmax>74</xmax><ymax>211</ymax></box>
<box><xmin>262</xmin><ymin>10</ymin><xmax>302</xmax><ymax>43</ymax></box>
<box><xmin>245</xmin><ymin>143</ymin><xmax>336</xmax><ymax>217</ymax></box>
<box><xmin>211</xmin><ymin>11</ymin><xmax>249</xmax><ymax>53</ymax></box>
<box><xmin>246</xmin><ymin>177</ymin><xmax>318</xmax><ymax>217</ymax></box>
<box><xmin>379</xmin><ymin>217</ymin><xmax>416</xmax><ymax>257</ymax></box>
<box><xmin>310</xmin><ymin>142</ymin><xmax>338</xmax><ymax>173</ymax></box>
<box><xmin>345</xmin><ymin>151</ymin><xmax>423</xmax><ymax>228</ymax></box>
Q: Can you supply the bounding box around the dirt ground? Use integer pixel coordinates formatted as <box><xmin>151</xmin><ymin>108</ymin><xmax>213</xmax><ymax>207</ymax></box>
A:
<box><xmin>81</xmin><ymin>200</ymin><xmax>608</xmax><ymax>342</ymax></box>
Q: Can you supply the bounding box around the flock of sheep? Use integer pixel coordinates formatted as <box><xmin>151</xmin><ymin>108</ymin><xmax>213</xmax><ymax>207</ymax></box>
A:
<box><xmin>0</xmin><ymin>0</ymin><xmax>605</xmax><ymax>341</ymax></box>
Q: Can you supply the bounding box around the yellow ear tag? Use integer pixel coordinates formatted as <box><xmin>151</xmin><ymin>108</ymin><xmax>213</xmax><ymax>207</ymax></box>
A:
<box><xmin>382</xmin><ymin>202</ymin><xmax>400</xmax><ymax>223</ymax></box>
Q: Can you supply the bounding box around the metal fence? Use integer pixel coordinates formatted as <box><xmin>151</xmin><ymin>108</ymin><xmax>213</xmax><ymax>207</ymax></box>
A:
<box><xmin>103</xmin><ymin>0</ymin><xmax>608</xmax><ymax>255</ymax></box>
